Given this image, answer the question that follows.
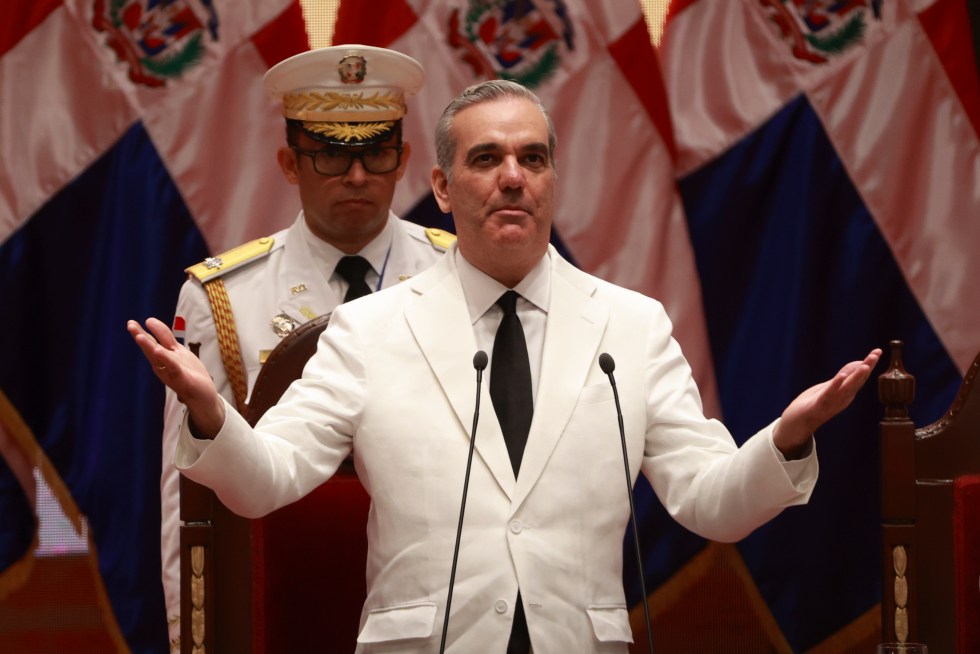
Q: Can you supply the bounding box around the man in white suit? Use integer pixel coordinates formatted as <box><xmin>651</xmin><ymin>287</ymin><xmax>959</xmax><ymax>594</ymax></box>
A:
<box><xmin>131</xmin><ymin>80</ymin><xmax>881</xmax><ymax>653</ymax></box>
<box><xmin>158</xmin><ymin>45</ymin><xmax>452</xmax><ymax>650</ymax></box>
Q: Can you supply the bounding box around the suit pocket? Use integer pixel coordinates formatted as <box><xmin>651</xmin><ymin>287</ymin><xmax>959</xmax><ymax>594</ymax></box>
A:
<box><xmin>357</xmin><ymin>601</ymin><xmax>437</xmax><ymax>643</ymax></box>
<box><xmin>586</xmin><ymin>604</ymin><xmax>633</xmax><ymax>643</ymax></box>
<box><xmin>577</xmin><ymin>382</ymin><xmax>614</xmax><ymax>406</ymax></box>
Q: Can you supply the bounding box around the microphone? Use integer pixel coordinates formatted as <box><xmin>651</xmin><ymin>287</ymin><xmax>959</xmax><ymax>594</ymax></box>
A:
<box><xmin>440</xmin><ymin>351</ymin><xmax>488</xmax><ymax>653</ymax></box>
<box><xmin>599</xmin><ymin>352</ymin><xmax>655</xmax><ymax>654</ymax></box>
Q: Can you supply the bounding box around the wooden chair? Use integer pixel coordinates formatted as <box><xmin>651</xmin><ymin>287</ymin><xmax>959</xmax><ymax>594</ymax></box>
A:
<box><xmin>879</xmin><ymin>340</ymin><xmax>980</xmax><ymax>653</ymax></box>
<box><xmin>180</xmin><ymin>314</ymin><xmax>371</xmax><ymax>653</ymax></box>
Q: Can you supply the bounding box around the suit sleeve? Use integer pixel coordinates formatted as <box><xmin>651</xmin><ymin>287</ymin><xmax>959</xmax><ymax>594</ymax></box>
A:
<box><xmin>173</xmin><ymin>305</ymin><xmax>363</xmax><ymax>518</ymax></box>
<box><xmin>639</xmin><ymin>303</ymin><xmax>817</xmax><ymax>543</ymax></box>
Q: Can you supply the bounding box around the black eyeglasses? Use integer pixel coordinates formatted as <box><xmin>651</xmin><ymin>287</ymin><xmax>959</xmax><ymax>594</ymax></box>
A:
<box><xmin>290</xmin><ymin>145</ymin><xmax>403</xmax><ymax>176</ymax></box>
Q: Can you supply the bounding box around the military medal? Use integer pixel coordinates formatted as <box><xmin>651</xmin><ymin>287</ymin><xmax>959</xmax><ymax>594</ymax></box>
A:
<box><xmin>270</xmin><ymin>313</ymin><xmax>298</xmax><ymax>338</ymax></box>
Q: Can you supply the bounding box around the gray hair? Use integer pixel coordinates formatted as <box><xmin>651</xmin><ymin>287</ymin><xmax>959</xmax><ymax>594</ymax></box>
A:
<box><xmin>434</xmin><ymin>79</ymin><xmax>557</xmax><ymax>180</ymax></box>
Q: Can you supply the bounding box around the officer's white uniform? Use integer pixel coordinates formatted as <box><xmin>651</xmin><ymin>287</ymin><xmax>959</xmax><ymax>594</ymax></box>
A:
<box><xmin>158</xmin><ymin>42</ymin><xmax>432</xmax><ymax>650</ymax></box>
<box><xmin>160</xmin><ymin>211</ymin><xmax>450</xmax><ymax>645</ymax></box>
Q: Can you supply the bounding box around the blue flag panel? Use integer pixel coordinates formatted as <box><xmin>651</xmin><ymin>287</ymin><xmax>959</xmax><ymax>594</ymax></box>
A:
<box><xmin>675</xmin><ymin>95</ymin><xmax>962</xmax><ymax>650</ymax></box>
<box><xmin>0</xmin><ymin>124</ymin><xmax>209</xmax><ymax>652</ymax></box>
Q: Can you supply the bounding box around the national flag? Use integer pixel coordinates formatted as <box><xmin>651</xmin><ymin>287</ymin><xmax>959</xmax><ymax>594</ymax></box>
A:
<box><xmin>172</xmin><ymin>316</ymin><xmax>187</xmax><ymax>346</ymax></box>
<box><xmin>657</xmin><ymin>0</ymin><xmax>977</xmax><ymax>649</ymax></box>
<box><xmin>0</xmin><ymin>1</ymin><xmax>309</xmax><ymax>650</ymax></box>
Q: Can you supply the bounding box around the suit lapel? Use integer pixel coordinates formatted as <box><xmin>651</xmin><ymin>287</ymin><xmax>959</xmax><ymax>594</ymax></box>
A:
<box><xmin>511</xmin><ymin>254</ymin><xmax>608</xmax><ymax>512</ymax></box>
<box><xmin>405</xmin><ymin>253</ymin><xmax>516</xmax><ymax>500</ymax></box>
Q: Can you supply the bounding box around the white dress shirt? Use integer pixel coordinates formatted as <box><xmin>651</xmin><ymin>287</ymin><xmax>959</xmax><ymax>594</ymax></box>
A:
<box><xmin>455</xmin><ymin>248</ymin><xmax>550</xmax><ymax>402</ymax></box>
<box><xmin>301</xmin><ymin>214</ymin><xmax>394</xmax><ymax>298</ymax></box>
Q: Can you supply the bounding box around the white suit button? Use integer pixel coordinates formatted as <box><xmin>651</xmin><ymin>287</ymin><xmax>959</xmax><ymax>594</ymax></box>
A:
<box><xmin>494</xmin><ymin>599</ymin><xmax>508</xmax><ymax>613</ymax></box>
<box><xmin>509</xmin><ymin>520</ymin><xmax>523</xmax><ymax>534</ymax></box>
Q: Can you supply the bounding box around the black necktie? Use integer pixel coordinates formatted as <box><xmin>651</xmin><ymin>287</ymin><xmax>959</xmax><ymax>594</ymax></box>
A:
<box><xmin>490</xmin><ymin>291</ymin><xmax>533</xmax><ymax>653</ymax></box>
<box><xmin>335</xmin><ymin>256</ymin><xmax>372</xmax><ymax>302</ymax></box>
<box><xmin>490</xmin><ymin>290</ymin><xmax>533</xmax><ymax>477</ymax></box>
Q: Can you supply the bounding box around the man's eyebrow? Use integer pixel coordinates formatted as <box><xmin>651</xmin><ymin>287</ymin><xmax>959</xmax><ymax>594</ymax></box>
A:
<box><xmin>464</xmin><ymin>143</ymin><xmax>499</xmax><ymax>159</ymax></box>
<box><xmin>463</xmin><ymin>142</ymin><xmax>549</xmax><ymax>159</ymax></box>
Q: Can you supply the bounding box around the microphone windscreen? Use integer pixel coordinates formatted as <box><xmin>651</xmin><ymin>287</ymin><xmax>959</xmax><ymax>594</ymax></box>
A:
<box><xmin>473</xmin><ymin>350</ymin><xmax>489</xmax><ymax>371</ymax></box>
<box><xmin>598</xmin><ymin>353</ymin><xmax>615</xmax><ymax>375</ymax></box>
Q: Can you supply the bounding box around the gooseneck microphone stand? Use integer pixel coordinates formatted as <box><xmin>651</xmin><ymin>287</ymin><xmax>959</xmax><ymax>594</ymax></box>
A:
<box><xmin>600</xmin><ymin>352</ymin><xmax>654</xmax><ymax>654</ymax></box>
<box><xmin>439</xmin><ymin>351</ymin><xmax>488</xmax><ymax>653</ymax></box>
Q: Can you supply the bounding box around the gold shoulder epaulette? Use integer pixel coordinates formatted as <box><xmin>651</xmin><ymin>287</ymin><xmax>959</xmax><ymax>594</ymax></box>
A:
<box><xmin>425</xmin><ymin>228</ymin><xmax>457</xmax><ymax>250</ymax></box>
<box><xmin>185</xmin><ymin>236</ymin><xmax>276</xmax><ymax>282</ymax></box>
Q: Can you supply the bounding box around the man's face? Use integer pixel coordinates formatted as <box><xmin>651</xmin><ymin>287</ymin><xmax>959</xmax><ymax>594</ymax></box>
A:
<box><xmin>431</xmin><ymin>97</ymin><xmax>555</xmax><ymax>285</ymax></box>
<box><xmin>278</xmin><ymin>130</ymin><xmax>410</xmax><ymax>252</ymax></box>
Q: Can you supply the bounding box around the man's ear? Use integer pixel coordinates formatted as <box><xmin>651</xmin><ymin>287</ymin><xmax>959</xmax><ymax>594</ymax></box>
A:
<box><xmin>277</xmin><ymin>146</ymin><xmax>300</xmax><ymax>185</ymax></box>
<box><xmin>394</xmin><ymin>141</ymin><xmax>411</xmax><ymax>181</ymax></box>
<box><xmin>431</xmin><ymin>165</ymin><xmax>452</xmax><ymax>213</ymax></box>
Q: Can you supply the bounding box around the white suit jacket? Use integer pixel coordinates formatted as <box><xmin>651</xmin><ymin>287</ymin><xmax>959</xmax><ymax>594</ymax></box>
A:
<box><xmin>160</xmin><ymin>212</ymin><xmax>447</xmax><ymax>644</ymax></box>
<box><xmin>176</xmin><ymin>245</ymin><xmax>817</xmax><ymax>653</ymax></box>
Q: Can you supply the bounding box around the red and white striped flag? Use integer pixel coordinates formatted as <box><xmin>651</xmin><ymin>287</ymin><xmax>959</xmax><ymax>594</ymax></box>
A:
<box><xmin>656</xmin><ymin>0</ymin><xmax>979</xmax><ymax>648</ymax></box>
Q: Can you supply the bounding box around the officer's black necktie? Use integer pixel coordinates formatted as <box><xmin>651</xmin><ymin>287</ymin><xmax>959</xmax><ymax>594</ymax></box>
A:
<box><xmin>335</xmin><ymin>255</ymin><xmax>372</xmax><ymax>302</ymax></box>
<box><xmin>489</xmin><ymin>290</ymin><xmax>533</xmax><ymax>654</ymax></box>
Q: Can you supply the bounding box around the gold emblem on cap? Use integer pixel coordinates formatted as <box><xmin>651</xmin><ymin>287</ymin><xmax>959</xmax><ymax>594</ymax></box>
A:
<box><xmin>283</xmin><ymin>91</ymin><xmax>405</xmax><ymax>122</ymax></box>
<box><xmin>302</xmin><ymin>120</ymin><xmax>395</xmax><ymax>143</ymax></box>
<box><xmin>290</xmin><ymin>283</ymin><xmax>307</xmax><ymax>295</ymax></box>
<box><xmin>338</xmin><ymin>55</ymin><xmax>366</xmax><ymax>84</ymax></box>
<box><xmin>270</xmin><ymin>313</ymin><xmax>299</xmax><ymax>338</ymax></box>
